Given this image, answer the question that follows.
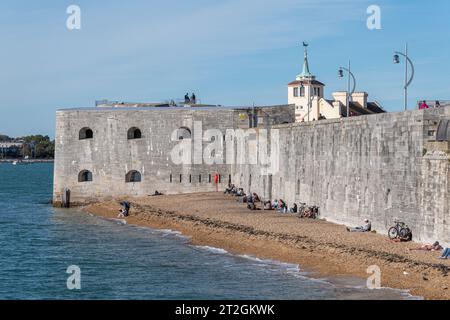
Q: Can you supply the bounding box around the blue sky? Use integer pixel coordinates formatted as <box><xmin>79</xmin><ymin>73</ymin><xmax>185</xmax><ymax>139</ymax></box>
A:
<box><xmin>0</xmin><ymin>0</ymin><xmax>449</xmax><ymax>137</ymax></box>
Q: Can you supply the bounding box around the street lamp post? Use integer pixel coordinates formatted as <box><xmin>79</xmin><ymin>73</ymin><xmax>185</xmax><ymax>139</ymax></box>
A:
<box><xmin>338</xmin><ymin>60</ymin><xmax>356</xmax><ymax>118</ymax></box>
<box><xmin>300</xmin><ymin>82</ymin><xmax>314</xmax><ymax>122</ymax></box>
<box><xmin>307</xmin><ymin>83</ymin><xmax>311</xmax><ymax>122</ymax></box>
<box><xmin>393</xmin><ymin>43</ymin><xmax>414</xmax><ymax>111</ymax></box>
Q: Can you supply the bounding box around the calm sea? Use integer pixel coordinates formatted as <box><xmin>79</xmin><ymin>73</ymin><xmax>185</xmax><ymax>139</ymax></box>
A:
<box><xmin>0</xmin><ymin>163</ymin><xmax>419</xmax><ymax>300</ymax></box>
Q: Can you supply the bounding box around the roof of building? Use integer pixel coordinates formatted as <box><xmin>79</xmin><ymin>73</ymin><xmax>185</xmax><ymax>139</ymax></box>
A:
<box><xmin>58</xmin><ymin>104</ymin><xmax>293</xmax><ymax>113</ymax></box>
<box><xmin>349</xmin><ymin>102</ymin><xmax>371</xmax><ymax>115</ymax></box>
<box><xmin>297</xmin><ymin>46</ymin><xmax>313</xmax><ymax>79</ymax></box>
<box><xmin>97</xmin><ymin>102</ymin><xmax>172</xmax><ymax>108</ymax></box>
<box><xmin>288</xmin><ymin>80</ymin><xmax>325</xmax><ymax>87</ymax></box>
<box><xmin>367</xmin><ymin>102</ymin><xmax>386</xmax><ymax>113</ymax></box>
<box><xmin>346</xmin><ymin>101</ymin><xmax>386</xmax><ymax>116</ymax></box>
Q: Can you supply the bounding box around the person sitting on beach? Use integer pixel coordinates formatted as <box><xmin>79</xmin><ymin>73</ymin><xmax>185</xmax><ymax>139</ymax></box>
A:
<box><xmin>303</xmin><ymin>207</ymin><xmax>312</xmax><ymax>218</ymax></box>
<box><xmin>272</xmin><ymin>199</ymin><xmax>278</xmax><ymax>210</ymax></box>
<box><xmin>236</xmin><ymin>188</ymin><xmax>244</xmax><ymax>196</ymax></box>
<box><xmin>252</xmin><ymin>193</ymin><xmax>260</xmax><ymax>203</ymax></box>
<box><xmin>439</xmin><ymin>247</ymin><xmax>450</xmax><ymax>260</ymax></box>
<box><xmin>263</xmin><ymin>200</ymin><xmax>273</xmax><ymax>210</ymax></box>
<box><xmin>150</xmin><ymin>190</ymin><xmax>163</xmax><ymax>196</ymax></box>
<box><xmin>346</xmin><ymin>219</ymin><xmax>371</xmax><ymax>232</ymax></box>
<box><xmin>408</xmin><ymin>241</ymin><xmax>443</xmax><ymax>252</ymax></box>
<box><xmin>117</xmin><ymin>201</ymin><xmax>131</xmax><ymax>218</ymax></box>
<box><xmin>246</xmin><ymin>193</ymin><xmax>256</xmax><ymax>210</ymax></box>
<box><xmin>247</xmin><ymin>200</ymin><xmax>257</xmax><ymax>210</ymax></box>
<box><xmin>237</xmin><ymin>192</ymin><xmax>249</xmax><ymax>203</ymax></box>
<box><xmin>278</xmin><ymin>199</ymin><xmax>287</xmax><ymax>213</ymax></box>
<box><xmin>290</xmin><ymin>203</ymin><xmax>298</xmax><ymax>213</ymax></box>
<box><xmin>224</xmin><ymin>183</ymin><xmax>235</xmax><ymax>194</ymax></box>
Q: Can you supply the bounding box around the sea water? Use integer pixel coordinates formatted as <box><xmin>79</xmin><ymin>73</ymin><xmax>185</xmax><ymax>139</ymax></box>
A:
<box><xmin>0</xmin><ymin>163</ymin><xmax>420</xmax><ymax>300</ymax></box>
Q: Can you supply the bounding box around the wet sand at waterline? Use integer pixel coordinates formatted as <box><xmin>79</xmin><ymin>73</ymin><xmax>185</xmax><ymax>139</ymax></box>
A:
<box><xmin>85</xmin><ymin>192</ymin><xmax>450</xmax><ymax>300</ymax></box>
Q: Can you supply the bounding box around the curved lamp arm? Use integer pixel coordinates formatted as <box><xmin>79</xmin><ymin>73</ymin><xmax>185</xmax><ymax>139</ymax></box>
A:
<box><xmin>339</xmin><ymin>67</ymin><xmax>357</xmax><ymax>95</ymax></box>
<box><xmin>395</xmin><ymin>51</ymin><xmax>415</xmax><ymax>88</ymax></box>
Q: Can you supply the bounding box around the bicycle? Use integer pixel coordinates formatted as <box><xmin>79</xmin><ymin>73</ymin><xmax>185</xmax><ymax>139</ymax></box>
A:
<box><xmin>388</xmin><ymin>220</ymin><xmax>412</xmax><ymax>241</ymax></box>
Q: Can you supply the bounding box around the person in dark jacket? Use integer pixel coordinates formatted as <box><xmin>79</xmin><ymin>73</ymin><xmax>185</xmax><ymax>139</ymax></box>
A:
<box><xmin>118</xmin><ymin>201</ymin><xmax>130</xmax><ymax>218</ymax></box>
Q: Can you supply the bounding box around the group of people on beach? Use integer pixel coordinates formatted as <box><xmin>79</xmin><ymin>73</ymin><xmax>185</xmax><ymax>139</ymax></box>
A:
<box><xmin>347</xmin><ymin>218</ymin><xmax>450</xmax><ymax>260</ymax></box>
<box><xmin>409</xmin><ymin>241</ymin><xmax>450</xmax><ymax>260</ymax></box>
<box><xmin>225</xmin><ymin>185</ymin><xmax>261</xmax><ymax>210</ymax></box>
<box><xmin>116</xmin><ymin>186</ymin><xmax>450</xmax><ymax>262</ymax></box>
<box><xmin>224</xmin><ymin>183</ymin><xmax>316</xmax><ymax>218</ymax></box>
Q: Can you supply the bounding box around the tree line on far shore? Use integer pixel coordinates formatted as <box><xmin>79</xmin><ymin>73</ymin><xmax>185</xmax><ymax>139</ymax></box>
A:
<box><xmin>0</xmin><ymin>134</ymin><xmax>55</xmax><ymax>159</ymax></box>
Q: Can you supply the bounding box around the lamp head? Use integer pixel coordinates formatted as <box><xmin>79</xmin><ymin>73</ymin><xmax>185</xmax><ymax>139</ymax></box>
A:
<box><xmin>393</xmin><ymin>54</ymin><xmax>400</xmax><ymax>64</ymax></box>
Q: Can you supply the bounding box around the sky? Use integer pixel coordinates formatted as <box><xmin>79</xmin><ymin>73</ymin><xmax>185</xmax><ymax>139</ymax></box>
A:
<box><xmin>0</xmin><ymin>0</ymin><xmax>449</xmax><ymax>137</ymax></box>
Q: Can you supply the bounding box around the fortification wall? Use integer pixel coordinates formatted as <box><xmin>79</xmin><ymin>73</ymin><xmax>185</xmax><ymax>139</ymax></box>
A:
<box><xmin>233</xmin><ymin>108</ymin><xmax>450</xmax><ymax>244</ymax></box>
<box><xmin>54</xmin><ymin>108</ymin><xmax>231</xmax><ymax>204</ymax></box>
<box><xmin>53</xmin><ymin>106</ymin><xmax>294</xmax><ymax>205</ymax></box>
<box><xmin>54</xmin><ymin>104</ymin><xmax>450</xmax><ymax>245</ymax></box>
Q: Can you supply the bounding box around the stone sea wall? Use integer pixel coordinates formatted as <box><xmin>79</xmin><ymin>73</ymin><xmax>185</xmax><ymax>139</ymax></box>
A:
<box><xmin>233</xmin><ymin>108</ymin><xmax>450</xmax><ymax>244</ymax></box>
<box><xmin>53</xmin><ymin>106</ymin><xmax>294</xmax><ymax>205</ymax></box>
<box><xmin>54</xmin><ymin>105</ymin><xmax>450</xmax><ymax>244</ymax></box>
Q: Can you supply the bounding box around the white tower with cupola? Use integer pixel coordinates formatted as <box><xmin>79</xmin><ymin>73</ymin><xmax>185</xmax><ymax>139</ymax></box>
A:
<box><xmin>288</xmin><ymin>43</ymin><xmax>325</xmax><ymax>122</ymax></box>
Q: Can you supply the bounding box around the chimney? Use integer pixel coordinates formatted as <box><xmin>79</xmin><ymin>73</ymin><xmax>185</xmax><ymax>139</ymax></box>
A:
<box><xmin>332</xmin><ymin>91</ymin><xmax>348</xmax><ymax>105</ymax></box>
<box><xmin>351</xmin><ymin>92</ymin><xmax>368</xmax><ymax>108</ymax></box>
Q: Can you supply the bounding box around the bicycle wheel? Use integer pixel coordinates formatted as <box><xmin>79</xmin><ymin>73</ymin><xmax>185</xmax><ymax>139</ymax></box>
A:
<box><xmin>388</xmin><ymin>227</ymin><xmax>398</xmax><ymax>239</ymax></box>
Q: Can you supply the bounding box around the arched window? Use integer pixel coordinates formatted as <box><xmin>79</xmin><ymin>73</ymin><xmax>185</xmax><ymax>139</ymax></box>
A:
<box><xmin>177</xmin><ymin>127</ymin><xmax>191</xmax><ymax>140</ymax></box>
<box><xmin>79</xmin><ymin>128</ymin><xmax>93</xmax><ymax>140</ymax></box>
<box><xmin>125</xmin><ymin>170</ymin><xmax>142</xmax><ymax>183</ymax></box>
<box><xmin>78</xmin><ymin>170</ymin><xmax>93</xmax><ymax>182</ymax></box>
<box><xmin>127</xmin><ymin>127</ymin><xmax>142</xmax><ymax>140</ymax></box>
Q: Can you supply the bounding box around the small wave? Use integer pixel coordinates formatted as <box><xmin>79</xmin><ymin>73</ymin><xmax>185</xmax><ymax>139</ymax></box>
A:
<box><xmin>239</xmin><ymin>254</ymin><xmax>299</xmax><ymax>271</ymax></box>
<box><xmin>239</xmin><ymin>255</ymin><xmax>301</xmax><ymax>273</ymax></box>
<box><xmin>238</xmin><ymin>254</ymin><xmax>335</xmax><ymax>285</ymax></box>
<box><xmin>195</xmin><ymin>246</ymin><xmax>229</xmax><ymax>255</ymax></box>
<box><xmin>131</xmin><ymin>226</ymin><xmax>188</xmax><ymax>239</ymax></box>
<box><xmin>315</xmin><ymin>277</ymin><xmax>423</xmax><ymax>300</ymax></box>
<box><xmin>105</xmin><ymin>218</ymin><xmax>127</xmax><ymax>225</ymax></box>
<box><xmin>158</xmin><ymin>229</ymin><xmax>183</xmax><ymax>236</ymax></box>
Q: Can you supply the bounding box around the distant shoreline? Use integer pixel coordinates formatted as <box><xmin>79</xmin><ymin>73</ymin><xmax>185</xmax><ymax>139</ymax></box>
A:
<box><xmin>0</xmin><ymin>159</ymin><xmax>54</xmax><ymax>163</ymax></box>
<box><xmin>84</xmin><ymin>192</ymin><xmax>450</xmax><ymax>300</ymax></box>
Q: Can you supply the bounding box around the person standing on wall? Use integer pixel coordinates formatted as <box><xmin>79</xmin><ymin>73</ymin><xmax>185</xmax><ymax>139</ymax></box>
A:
<box><xmin>214</xmin><ymin>173</ymin><xmax>219</xmax><ymax>192</ymax></box>
<box><xmin>419</xmin><ymin>100</ymin><xmax>429</xmax><ymax>109</ymax></box>
<box><xmin>191</xmin><ymin>93</ymin><xmax>197</xmax><ymax>104</ymax></box>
